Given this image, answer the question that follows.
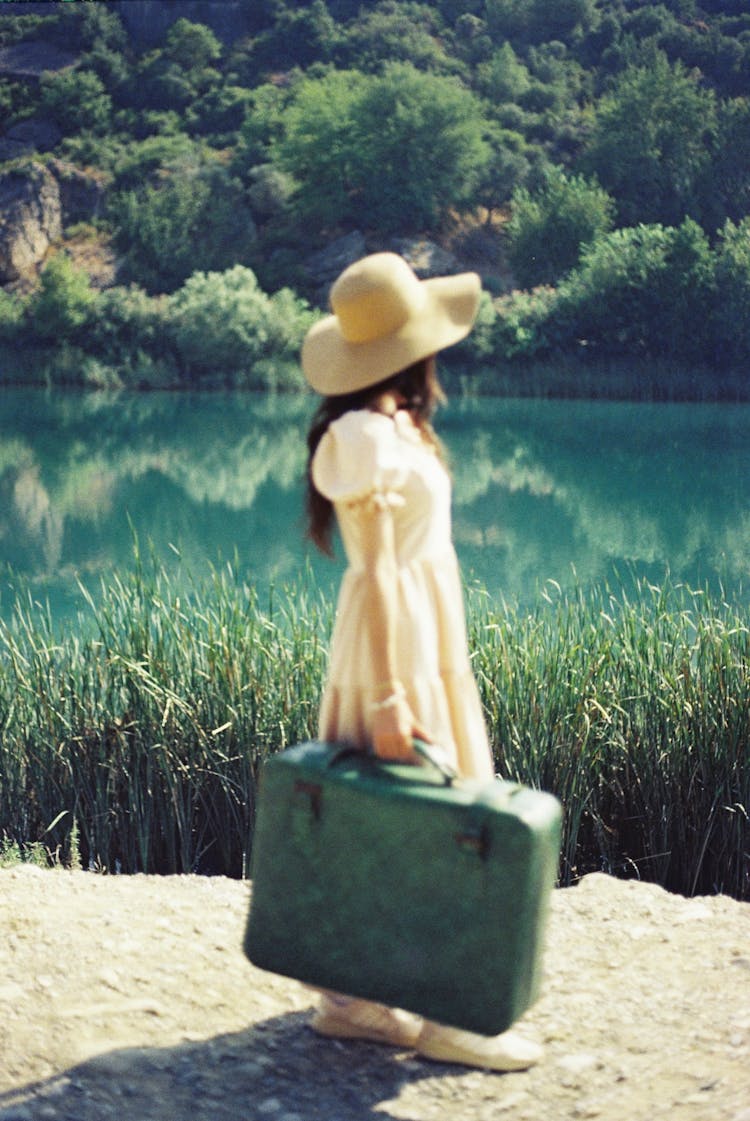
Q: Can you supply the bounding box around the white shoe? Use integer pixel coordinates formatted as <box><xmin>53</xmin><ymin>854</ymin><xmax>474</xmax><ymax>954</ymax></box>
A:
<box><xmin>416</xmin><ymin>1021</ymin><xmax>542</xmax><ymax>1071</ymax></box>
<box><xmin>311</xmin><ymin>996</ymin><xmax>423</xmax><ymax>1048</ymax></box>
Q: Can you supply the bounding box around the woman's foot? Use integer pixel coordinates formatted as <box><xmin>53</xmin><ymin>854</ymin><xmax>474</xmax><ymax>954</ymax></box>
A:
<box><xmin>415</xmin><ymin>1021</ymin><xmax>542</xmax><ymax>1072</ymax></box>
<box><xmin>311</xmin><ymin>995</ymin><xmax>423</xmax><ymax>1047</ymax></box>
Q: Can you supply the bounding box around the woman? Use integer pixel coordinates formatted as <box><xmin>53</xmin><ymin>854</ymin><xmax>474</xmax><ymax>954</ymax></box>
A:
<box><xmin>302</xmin><ymin>252</ymin><xmax>541</xmax><ymax>1071</ymax></box>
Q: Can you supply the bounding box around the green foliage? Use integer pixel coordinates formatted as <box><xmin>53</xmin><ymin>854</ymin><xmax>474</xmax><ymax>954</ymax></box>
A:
<box><xmin>476</xmin><ymin>41</ymin><xmax>531</xmax><ymax>101</ymax></box>
<box><xmin>701</xmin><ymin>98</ymin><xmax>750</xmax><ymax>230</ymax></box>
<box><xmin>340</xmin><ymin>1</ymin><xmax>454</xmax><ymax>73</ymax></box>
<box><xmin>124</xmin><ymin>19</ymin><xmax>222</xmax><ymax>113</ymax></box>
<box><xmin>490</xmin><ymin>218</ymin><xmax>722</xmax><ymax>366</ymax></box>
<box><xmin>39</xmin><ymin>68</ymin><xmax>112</xmax><ymax>135</ymax></box>
<box><xmin>471</xmin><ymin>575</ymin><xmax>750</xmax><ymax>898</ymax></box>
<box><xmin>85</xmin><ymin>283</ymin><xmax>171</xmax><ymax>368</ymax></box>
<box><xmin>185</xmin><ymin>83</ymin><xmax>253</xmax><ymax>140</ymax></box>
<box><xmin>111</xmin><ymin>164</ymin><xmax>257</xmax><ymax>294</ymax></box>
<box><xmin>166</xmin><ymin>265</ymin><xmax>313</xmax><ymax>386</ymax></box>
<box><xmin>163</xmin><ymin>18</ymin><xmax>222</xmax><ymax>71</ymax></box>
<box><xmin>556</xmin><ymin>220</ymin><xmax>717</xmax><ymax>361</ymax></box>
<box><xmin>0</xmin><ymin>289</ymin><xmax>23</xmax><ymax>341</ymax></box>
<box><xmin>581</xmin><ymin>53</ymin><xmax>718</xmax><ymax>226</ymax></box>
<box><xmin>507</xmin><ymin>167</ymin><xmax>615</xmax><ymax>288</ymax></box>
<box><xmin>277</xmin><ymin>63</ymin><xmax>492</xmax><ymax>232</ymax></box>
<box><xmin>4</xmin><ymin>2</ymin><xmax>750</xmax><ymax>386</ymax></box>
<box><xmin>488</xmin><ymin>285</ymin><xmax>561</xmax><ymax>360</ymax></box>
<box><xmin>250</xmin><ymin>0</ymin><xmax>339</xmax><ymax>71</ymax></box>
<box><xmin>232</xmin><ymin>82</ymin><xmax>292</xmax><ymax>172</ymax></box>
<box><xmin>486</xmin><ymin>0</ymin><xmax>597</xmax><ymax>44</ymax></box>
<box><xmin>2</xmin><ymin>563</ymin><xmax>746</xmax><ymax>895</ymax></box>
<box><xmin>712</xmin><ymin>218</ymin><xmax>750</xmax><ymax>367</ymax></box>
<box><xmin>109</xmin><ymin>132</ymin><xmax>203</xmax><ymax>188</ymax></box>
<box><xmin>24</xmin><ymin>255</ymin><xmax>96</xmax><ymax>344</ymax></box>
<box><xmin>74</xmin><ymin>3</ymin><xmax>128</xmax><ymax>53</ymax></box>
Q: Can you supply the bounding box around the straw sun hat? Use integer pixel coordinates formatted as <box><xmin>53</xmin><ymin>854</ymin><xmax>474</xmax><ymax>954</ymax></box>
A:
<box><xmin>301</xmin><ymin>252</ymin><xmax>481</xmax><ymax>396</ymax></box>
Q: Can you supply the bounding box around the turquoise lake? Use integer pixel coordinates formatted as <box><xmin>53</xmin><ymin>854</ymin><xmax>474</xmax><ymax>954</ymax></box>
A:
<box><xmin>1</xmin><ymin>387</ymin><xmax>748</xmax><ymax>625</ymax></box>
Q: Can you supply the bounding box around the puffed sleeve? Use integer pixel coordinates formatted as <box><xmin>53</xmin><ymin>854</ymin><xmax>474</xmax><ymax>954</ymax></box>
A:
<box><xmin>311</xmin><ymin>410</ymin><xmax>407</xmax><ymax>509</ymax></box>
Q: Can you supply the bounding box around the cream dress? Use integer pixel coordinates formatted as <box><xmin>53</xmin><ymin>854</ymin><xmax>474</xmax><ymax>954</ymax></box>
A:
<box><xmin>311</xmin><ymin>407</ymin><xmax>494</xmax><ymax>782</ymax></box>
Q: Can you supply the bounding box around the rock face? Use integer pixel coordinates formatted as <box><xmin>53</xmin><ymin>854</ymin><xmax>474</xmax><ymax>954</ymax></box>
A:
<box><xmin>0</xmin><ymin>162</ymin><xmax>62</xmax><ymax>284</ymax></box>
<box><xmin>303</xmin><ymin>233</ymin><xmax>463</xmax><ymax>306</ymax></box>
<box><xmin>303</xmin><ymin>231</ymin><xmax>367</xmax><ymax>304</ymax></box>
<box><xmin>48</xmin><ymin>159</ymin><xmax>106</xmax><ymax>225</ymax></box>
<box><xmin>387</xmin><ymin>237</ymin><xmax>461</xmax><ymax>278</ymax></box>
<box><xmin>0</xmin><ymin>116</ymin><xmax>62</xmax><ymax>163</ymax></box>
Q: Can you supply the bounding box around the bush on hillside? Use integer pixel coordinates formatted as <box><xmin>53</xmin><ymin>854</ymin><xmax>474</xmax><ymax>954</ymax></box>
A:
<box><xmin>110</xmin><ymin>164</ymin><xmax>257</xmax><ymax>293</ymax></box>
<box><xmin>507</xmin><ymin>167</ymin><xmax>615</xmax><ymax>288</ymax></box>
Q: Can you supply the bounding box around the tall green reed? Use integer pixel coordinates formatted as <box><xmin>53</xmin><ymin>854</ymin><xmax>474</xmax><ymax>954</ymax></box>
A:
<box><xmin>0</xmin><ymin>546</ymin><xmax>330</xmax><ymax>878</ymax></box>
<box><xmin>469</xmin><ymin>576</ymin><xmax>749</xmax><ymax>899</ymax></box>
<box><xmin>1</xmin><ymin>555</ymin><xmax>747</xmax><ymax>898</ymax></box>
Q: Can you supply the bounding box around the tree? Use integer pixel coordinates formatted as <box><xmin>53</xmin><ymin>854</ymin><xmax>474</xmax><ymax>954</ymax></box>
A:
<box><xmin>276</xmin><ymin>64</ymin><xmax>492</xmax><ymax>232</ymax></box>
<box><xmin>580</xmin><ymin>53</ymin><xmax>717</xmax><ymax>227</ymax></box>
<box><xmin>163</xmin><ymin>18</ymin><xmax>222</xmax><ymax>72</ymax></box>
<box><xmin>40</xmin><ymin>68</ymin><xmax>112</xmax><ymax>135</ymax></box>
<box><xmin>699</xmin><ymin>98</ymin><xmax>750</xmax><ymax>231</ymax></box>
<box><xmin>274</xmin><ymin>69</ymin><xmax>362</xmax><ymax>230</ymax></box>
<box><xmin>555</xmin><ymin>219</ymin><xmax>716</xmax><ymax>361</ymax></box>
<box><xmin>126</xmin><ymin>20</ymin><xmax>222</xmax><ymax>113</ymax></box>
<box><xmin>340</xmin><ymin>1</ymin><xmax>452</xmax><ymax>73</ymax></box>
<box><xmin>712</xmin><ymin>218</ymin><xmax>750</xmax><ymax>367</ymax></box>
<box><xmin>111</xmin><ymin>164</ymin><xmax>257</xmax><ymax>293</ymax></box>
<box><xmin>476</xmin><ymin>42</ymin><xmax>531</xmax><ymax>103</ymax></box>
<box><xmin>25</xmin><ymin>255</ymin><xmax>95</xmax><ymax>342</ymax></box>
<box><xmin>507</xmin><ymin>168</ymin><xmax>615</xmax><ymax>288</ymax></box>
<box><xmin>352</xmin><ymin>64</ymin><xmax>492</xmax><ymax>230</ymax></box>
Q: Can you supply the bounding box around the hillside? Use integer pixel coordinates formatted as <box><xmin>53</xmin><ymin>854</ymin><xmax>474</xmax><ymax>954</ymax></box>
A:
<box><xmin>0</xmin><ymin>0</ymin><xmax>749</xmax><ymax>394</ymax></box>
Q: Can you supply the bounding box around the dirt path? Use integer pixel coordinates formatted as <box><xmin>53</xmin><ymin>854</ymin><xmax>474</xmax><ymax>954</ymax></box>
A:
<box><xmin>1</xmin><ymin>867</ymin><xmax>748</xmax><ymax>1121</ymax></box>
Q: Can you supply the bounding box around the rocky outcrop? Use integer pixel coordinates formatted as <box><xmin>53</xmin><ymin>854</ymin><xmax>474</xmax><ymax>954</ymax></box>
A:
<box><xmin>0</xmin><ymin>40</ymin><xmax>76</xmax><ymax>82</ymax></box>
<box><xmin>0</xmin><ymin>116</ymin><xmax>62</xmax><ymax>163</ymax></box>
<box><xmin>48</xmin><ymin>159</ymin><xmax>107</xmax><ymax>225</ymax></box>
<box><xmin>303</xmin><ymin>233</ymin><xmax>464</xmax><ymax>306</ymax></box>
<box><xmin>303</xmin><ymin>231</ymin><xmax>367</xmax><ymax>304</ymax></box>
<box><xmin>0</xmin><ymin>162</ymin><xmax>61</xmax><ymax>284</ymax></box>
<box><xmin>387</xmin><ymin>237</ymin><xmax>461</xmax><ymax>278</ymax></box>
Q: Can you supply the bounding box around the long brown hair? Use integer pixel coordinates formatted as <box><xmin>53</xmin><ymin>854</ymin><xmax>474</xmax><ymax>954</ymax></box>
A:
<box><xmin>306</xmin><ymin>356</ymin><xmax>446</xmax><ymax>555</ymax></box>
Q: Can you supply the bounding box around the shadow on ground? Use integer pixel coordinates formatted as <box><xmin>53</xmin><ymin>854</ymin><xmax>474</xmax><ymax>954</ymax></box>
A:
<box><xmin>0</xmin><ymin>1010</ymin><xmax>457</xmax><ymax>1121</ymax></box>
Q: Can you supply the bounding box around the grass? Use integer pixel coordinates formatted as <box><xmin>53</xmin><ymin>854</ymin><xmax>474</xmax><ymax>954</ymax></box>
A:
<box><xmin>469</xmin><ymin>577</ymin><xmax>749</xmax><ymax>899</ymax></box>
<box><xmin>0</xmin><ymin>552</ymin><xmax>747</xmax><ymax>899</ymax></box>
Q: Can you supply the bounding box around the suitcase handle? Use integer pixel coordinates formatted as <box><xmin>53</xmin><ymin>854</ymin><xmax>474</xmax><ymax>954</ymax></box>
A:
<box><xmin>328</xmin><ymin>739</ymin><xmax>458</xmax><ymax>786</ymax></box>
<box><xmin>412</xmin><ymin>738</ymin><xmax>458</xmax><ymax>785</ymax></box>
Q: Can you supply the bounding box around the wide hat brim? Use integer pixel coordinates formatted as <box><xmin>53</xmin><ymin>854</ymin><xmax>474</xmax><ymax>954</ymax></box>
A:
<box><xmin>302</xmin><ymin>268</ymin><xmax>481</xmax><ymax>396</ymax></box>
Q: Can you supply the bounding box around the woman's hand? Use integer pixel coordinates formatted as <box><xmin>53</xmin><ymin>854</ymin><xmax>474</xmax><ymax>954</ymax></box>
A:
<box><xmin>371</xmin><ymin>693</ymin><xmax>433</xmax><ymax>763</ymax></box>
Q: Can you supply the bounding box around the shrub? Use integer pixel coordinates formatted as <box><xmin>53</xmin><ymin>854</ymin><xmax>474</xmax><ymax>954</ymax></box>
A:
<box><xmin>111</xmin><ymin>164</ymin><xmax>257</xmax><ymax>294</ymax></box>
<box><xmin>24</xmin><ymin>254</ymin><xmax>96</xmax><ymax>343</ymax></box>
<box><xmin>165</xmin><ymin>265</ymin><xmax>314</xmax><ymax>386</ymax></box>
<box><xmin>39</xmin><ymin>68</ymin><xmax>112</xmax><ymax>135</ymax></box>
<box><xmin>507</xmin><ymin>167</ymin><xmax>615</xmax><ymax>288</ymax></box>
<box><xmin>556</xmin><ymin>219</ymin><xmax>716</xmax><ymax>361</ymax></box>
<box><xmin>712</xmin><ymin>218</ymin><xmax>750</xmax><ymax>367</ymax></box>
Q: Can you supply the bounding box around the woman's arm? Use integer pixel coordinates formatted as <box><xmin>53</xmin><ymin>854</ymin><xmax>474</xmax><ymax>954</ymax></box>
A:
<box><xmin>358</xmin><ymin>499</ymin><xmax>432</xmax><ymax>761</ymax></box>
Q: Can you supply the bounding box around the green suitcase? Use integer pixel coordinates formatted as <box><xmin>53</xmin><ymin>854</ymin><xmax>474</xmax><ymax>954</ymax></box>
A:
<box><xmin>244</xmin><ymin>741</ymin><xmax>562</xmax><ymax>1035</ymax></box>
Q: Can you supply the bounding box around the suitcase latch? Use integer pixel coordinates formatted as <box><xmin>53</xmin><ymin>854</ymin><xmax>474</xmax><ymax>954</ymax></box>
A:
<box><xmin>294</xmin><ymin>779</ymin><xmax>323</xmax><ymax>820</ymax></box>
<box><xmin>455</xmin><ymin>825</ymin><xmax>490</xmax><ymax>861</ymax></box>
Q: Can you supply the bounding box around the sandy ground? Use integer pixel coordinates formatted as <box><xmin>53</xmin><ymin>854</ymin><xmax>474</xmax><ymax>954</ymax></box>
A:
<box><xmin>0</xmin><ymin>867</ymin><xmax>748</xmax><ymax>1121</ymax></box>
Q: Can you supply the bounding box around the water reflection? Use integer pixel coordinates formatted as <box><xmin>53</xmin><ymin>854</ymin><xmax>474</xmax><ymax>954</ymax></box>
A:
<box><xmin>0</xmin><ymin>388</ymin><xmax>748</xmax><ymax>624</ymax></box>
